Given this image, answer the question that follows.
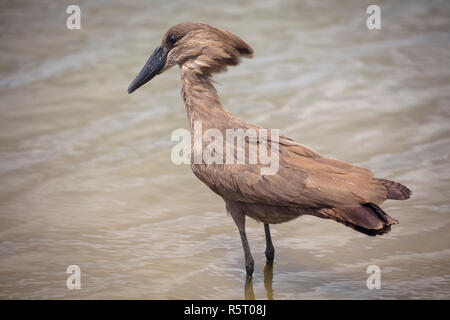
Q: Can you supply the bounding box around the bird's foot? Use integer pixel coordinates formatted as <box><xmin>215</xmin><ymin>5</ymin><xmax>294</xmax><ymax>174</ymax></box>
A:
<box><xmin>265</xmin><ymin>249</ymin><xmax>274</xmax><ymax>266</ymax></box>
<box><xmin>245</xmin><ymin>260</ymin><xmax>254</xmax><ymax>280</ymax></box>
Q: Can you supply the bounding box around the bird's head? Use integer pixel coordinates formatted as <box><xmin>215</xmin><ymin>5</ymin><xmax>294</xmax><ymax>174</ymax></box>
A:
<box><xmin>127</xmin><ymin>22</ymin><xmax>253</xmax><ymax>94</ymax></box>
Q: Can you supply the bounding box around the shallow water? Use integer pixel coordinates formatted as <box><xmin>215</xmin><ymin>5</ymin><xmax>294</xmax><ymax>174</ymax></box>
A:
<box><xmin>0</xmin><ymin>0</ymin><xmax>449</xmax><ymax>299</ymax></box>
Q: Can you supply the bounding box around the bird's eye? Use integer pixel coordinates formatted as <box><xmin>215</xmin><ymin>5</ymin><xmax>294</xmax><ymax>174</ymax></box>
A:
<box><xmin>168</xmin><ymin>35</ymin><xmax>177</xmax><ymax>45</ymax></box>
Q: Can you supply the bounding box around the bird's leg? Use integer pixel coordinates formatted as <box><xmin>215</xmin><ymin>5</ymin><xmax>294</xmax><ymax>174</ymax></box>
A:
<box><xmin>239</xmin><ymin>229</ymin><xmax>254</xmax><ymax>280</ymax></box>
<box><xmin>264</xmin><ymin>223</ymin><xmax>275</xmax><ymax>265</ymax></box>
<box><xmin>226</xmin><ymin>200</ymin><xmax>254</xmax><ymax>280</ymax></box>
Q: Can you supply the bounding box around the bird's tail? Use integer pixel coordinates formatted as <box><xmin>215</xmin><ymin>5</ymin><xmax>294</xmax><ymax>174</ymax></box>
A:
<box><xmin>376</xmin><ymin>178</ymin><xmax>411</xmax><ymax>200</ymax></box>
<box><xmin>319</xmin><ymin>203</ymin><xmax>399</xmax><ymax>236</ymax></box>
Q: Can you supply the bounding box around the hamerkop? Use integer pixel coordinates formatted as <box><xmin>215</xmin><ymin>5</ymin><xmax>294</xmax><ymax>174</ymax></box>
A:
<box><xmin>128</xmin><ymin>22</ymin><xmax>411</xmax><ymax>280</ymax></box>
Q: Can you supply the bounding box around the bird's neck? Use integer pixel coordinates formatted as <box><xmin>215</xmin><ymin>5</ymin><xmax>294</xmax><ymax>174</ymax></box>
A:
<box><xmin>180</xmin><ymin>64</ymin><xmax>231</xmax><ymax>130</ymax></box>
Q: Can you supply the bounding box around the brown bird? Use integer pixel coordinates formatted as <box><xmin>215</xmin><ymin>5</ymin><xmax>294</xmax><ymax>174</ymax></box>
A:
<box><xmin>128</xmin><ymin>22</ymin><xmax>411</xmax><ymax>280</ymax></box>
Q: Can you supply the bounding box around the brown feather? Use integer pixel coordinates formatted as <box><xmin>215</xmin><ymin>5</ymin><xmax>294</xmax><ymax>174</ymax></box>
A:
<box><xmin>376</xmin><ymin>178</ymin><xmax>412</xmax><ymax>200</ymax></box>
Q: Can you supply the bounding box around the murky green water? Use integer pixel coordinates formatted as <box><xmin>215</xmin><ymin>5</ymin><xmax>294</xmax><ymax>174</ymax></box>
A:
<box><xmin>0</xmin><ymin>0</ymin><xmax>449</xmax><ymax>299</ymax></box>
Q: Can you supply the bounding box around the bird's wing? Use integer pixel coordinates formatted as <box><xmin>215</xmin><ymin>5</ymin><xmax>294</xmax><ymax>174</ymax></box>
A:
<box><xmin>192</xmin><ymin>133</ymin><xmax>388</xmax><ymax>208</ymax></box>
<box><xmin>276</xmin><ymin>135</ymin><xmax>388</xmax><ymax>206</ymax></box>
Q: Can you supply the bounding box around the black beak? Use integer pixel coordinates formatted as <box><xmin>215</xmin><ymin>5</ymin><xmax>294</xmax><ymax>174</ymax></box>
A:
<box><xmin>128</xmin><ymin>46</ymin><xmax>168</xmax><ymax>94</ymax></box>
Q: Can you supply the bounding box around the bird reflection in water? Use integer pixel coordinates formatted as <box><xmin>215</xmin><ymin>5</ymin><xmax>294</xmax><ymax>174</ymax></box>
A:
<box><xmin>244</xmin><ymin>263</ymin><xmax>274</xmax><ymax>300</ymax></box>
